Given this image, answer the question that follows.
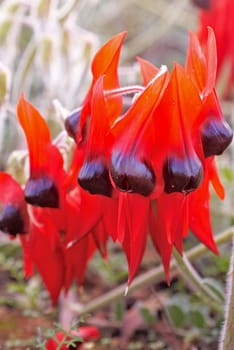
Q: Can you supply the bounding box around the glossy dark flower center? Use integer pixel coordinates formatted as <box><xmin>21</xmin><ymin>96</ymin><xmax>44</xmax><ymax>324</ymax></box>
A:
<box><xmin>110</xmin><ymin>151</ymin><xmax>155</xmax><ymax>196</ymax></box>
<box><xmin>78</xmin><ymin>159</ymin><xmax>113</xmax><ymax>197</ymax></box>
<box><xmin>201</xmin><ymin>118</ymin><xmax>233</xmax><ymax>158</ymax></box>
<box><xmin>24</xmin><ymin>177</ymin><xmax>59</xmax><ymax>208</ymax></box>
<box><xmin>191</xmin><ymin>0</ymin><xmax>211</xmax><ymax>10</ymax></box>
<box><xmin>65</xmin><ymin>110</ymin><xmax>81</xmax><ymax>141</ymax></box>
<box><xmin>163</xmin><ymin>155</ymin><xmax>203</xmax><ymax>194</ymax></box>
<box><xmin>0</xmin><ymin>204</ymin><xmax>25</xmax><ymax>236</ymax></box>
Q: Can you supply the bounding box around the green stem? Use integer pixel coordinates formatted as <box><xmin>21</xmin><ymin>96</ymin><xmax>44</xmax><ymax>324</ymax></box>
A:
<box><xmin>173</xmin><ymin>248</ymin><xmax>222</xmax><ymax>313</ymax></box>
<box><xmin>67</xmin><ymin>226</ymin><xmax>234</xmax><ymax>316</ymax></box>
<box><xmin>219</xmin><ymin>233</ymin><xmax>234</xmax><ymax>350</ymax></box>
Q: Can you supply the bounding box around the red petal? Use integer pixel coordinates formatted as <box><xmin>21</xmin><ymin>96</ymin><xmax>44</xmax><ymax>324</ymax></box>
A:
<box><xmin>78</xmin><ymin>32</ymin><xmax>127</xmax><ymax>143</ymax></box>
<box><xmin>63</xmin><ymin>233</ymin><xmax>96</xmax><ymax>291</ymax></box>
<box><xmin>149</xmin><ymin>200</ymin><xmax>173</xmax><ymax>283</ymax></box>
<box><xmin>0</xmin><ymin>172</ymin><xmax>25</xmax><ymax>206</ymax></box>
<box><xmin>110</xmin><ymin>69</ymin><xmax>169</xmax><ymax>197</ymax></box>
<box><xmin>72</xmin><ymin>326</ymin><xmax>100</xmax><ymax>341</ymax></box>
<box><xmin>117</xmin><ymin>193</ymin><xmax>149</xmax><ymax>284</ymax></box>
<box><xmin>151</xmin><ymin>64</ymin><xmax>203</xmax><ymax>196</ymax></box>
<box><xmin>0</xmin><ymin>172</ymin><xmax>29</xmax><ymax>234</ymax></box>
<box><xmin>86</xmin><ymin>75</ymin><xmax>112</xmax><ymax>155</ymax></box>
<box><xmin>185</xmin><ymin>28</ymin><xmax>217</xmax><ymax>97</ymax></box>
<box><xmin>28</xmin><ymin>217</ymin><xmax>65</xmax><ymax>304</ymax></box>
<box><xmin>188</xmin><ymin>162</ymin><xmax>219</xmax><ymax>254</ymax></box>
<box><xmin>17</xmin><ymin>94</ymin><xmax>51</xmax><ymax>173</ymax></box>
<box><xmin>136</xmin><ymin>56</ymin><xmax>160</xmax><ymax>85</ymax></box>
<box><xmin>64</xmin><ymin>187</ymin><xmax>102</xmax><ymax>244</ymax></box>
<box><xmin>91</xmin><ymin>32</ymin><xmax>127</xmax><ymax>79</ymax></box>
<box><xmin>207</xmin><ymin>157</ymin><xmax>225</xmax><ymax>199</ymax></box>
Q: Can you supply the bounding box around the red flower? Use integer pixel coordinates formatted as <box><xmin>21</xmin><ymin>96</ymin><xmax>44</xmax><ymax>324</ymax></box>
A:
<box><xmin>46</xmin><ymin>326</ymin><xmax>100</xmax><ymax>350</ymax></box>
<box><xmin>78</xmin><ymin>76</ymin><xmax>113</xmax><ymax>196</ymax></box>
<box><xmin>17</xmin><ymin>94</ymin><xmax>66</xmax><ymax>208</ymax></box>
<box><xmin>2</xmin><ymin>28</ymin><xmax>232</xmax><ymax>301</ymax></box>
<box><xmin>110</xmin><ymin>65</ymin><xmax>169</xmax><ymax>197</ymax></box>
<box><xmin>73</xmin><ymin>31</ymin><xmax>127</xmax><ymax>144</ymax></box>
<box><xmin>185</xmin><ymin>27</ymin><xmax>233</xmax><ymax>157</ymax></box>
<box><xmin>195</xmin><ymin>0</ymin><xmax>234</xmax><ymax>97</ymax></box>
<box><xmin>0</xmin><ymin>172</ymin><xmax>28</xmax><ymax>236</ymax></box>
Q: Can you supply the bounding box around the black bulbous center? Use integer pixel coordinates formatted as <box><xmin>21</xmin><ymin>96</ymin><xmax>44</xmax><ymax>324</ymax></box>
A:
<box><xmin>25</xmin><ymin>177</ymin><xmax>59</xmax><ymax>208</ymax></box>
<box><xmin>191</xmin><ymin>0</ymin><xmax>211</xmax><ymax>10</ymax></box>
<box><xmin>201</xmin><ymin>118</ymin><xmax>233</xmax><ymax>158</ymax></box>
<box><xmin>65</xmin><ymin>110</ymin><xmax>81</xmax><ymax>141</ymax></box>
<box><xmin>163</xmin><ymin>155</ymin><xmax>203</xmax><ymax>194</ymax></box>
<box><xmin>0</xmin><ymin>204</ymin><xmax>25</xmax><ymax>236</ymax></box>
<box><xmin>78</xmin><ymin>159</ymin><xmax>113</xmax><ymax>197</ymax></box>
<box><xmin>110</xmin><ymin>151</ymin><xmax>155</xmax><ymax>196</ymax></box>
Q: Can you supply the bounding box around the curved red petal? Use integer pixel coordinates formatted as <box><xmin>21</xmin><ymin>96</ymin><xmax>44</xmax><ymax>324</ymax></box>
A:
<box><xmin>188</xmin><ymin>164</ymin><xmax>219</xmax><ymax>255</ymax></box>
<box><xmin>17</xmin><ymin>94</ymin><xmax>51</xmax><ymax>173</ymax></box>
<box><xmin>78</xmin><ymin>32</ymin><xmax>127</xmax><ymax>144</ymax></box>
<box><xmin>136</xmin><ymin>56</ymin><xmax>160</xmax><ymax>86</ymax></box>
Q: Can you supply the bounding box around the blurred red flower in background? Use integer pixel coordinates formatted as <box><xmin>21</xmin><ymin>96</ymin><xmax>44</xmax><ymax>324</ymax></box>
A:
<box><xmin>46</xmin><ymin>326</ymin><xmax>100</xmax><ymax>350</ymax></box>
<box><xmin>193</xmin><ymin>0</ymin><xmax>234</xmax><ymax>98</ymax></box>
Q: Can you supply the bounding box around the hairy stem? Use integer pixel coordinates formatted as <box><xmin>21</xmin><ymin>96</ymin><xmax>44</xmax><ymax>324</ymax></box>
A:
<box><xmin>173</xmin><ymin>248</ymin><xmax>222</xmax><ymax>313</ymax></box>
<box><xmin>219</xmin><ymin>233</ymin><xmax>234</xmax><ymax>350</ymax></box>
<box><xmin>105</xmin><ymin>85</ymin><xmax>144</xmax><ymax>97</ymax></box>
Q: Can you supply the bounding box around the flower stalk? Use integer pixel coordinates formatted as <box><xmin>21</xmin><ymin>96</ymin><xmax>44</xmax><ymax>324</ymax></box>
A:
<box><xmin>105</xmin><ymin>85</ymin><xmax>144</xmax><ymax>97</ymax></box>
<box><xmin>67</xmin><ymin>227</ymin><xmax>234</xmax><ymax>316</ymax></box>
<box><xmin>219</xmin><ymin>233</ymin><xmax>234</xmax><ymax>350</ymax></box>
<box><xmin>173</xmin><ymin>248</ymin><xmax>223</xmax><ymax>313</ymax></box>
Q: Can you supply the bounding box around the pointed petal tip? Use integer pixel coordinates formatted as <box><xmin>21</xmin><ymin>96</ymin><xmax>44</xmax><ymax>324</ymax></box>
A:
<box><xmin>208</xmin><ymin>240</ymin><xmax>219</xmax><ymax>255</ymax></box>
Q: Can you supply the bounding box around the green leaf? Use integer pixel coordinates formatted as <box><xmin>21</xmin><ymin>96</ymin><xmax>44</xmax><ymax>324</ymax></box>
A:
<box><xmin>114</xmin><ymin>300</ymin><xmax>125</xmax><ymax>321</ymax></box>
<box><xmin>187</xmin><ymin>309</ymin><xmax>205</xmax><ymax>329</ymax></box>
<box><xmin>165</xmin><ymin>296</ymin><xmax>188</xmax><ymax>328</ymax></box>
<box><xmin>139</xmin><ymin>307</ymin><xmax>155</xmax><ymax>325</ymax></box>
<box><xmin>166</xmin><ymin>304</ymin><xmax>186</xmax><ymax>327</ymax></box>
<box><xmin>203</xmin><ymin>278</ymin><xmax>225</xmax><ymax>301</ymax></box>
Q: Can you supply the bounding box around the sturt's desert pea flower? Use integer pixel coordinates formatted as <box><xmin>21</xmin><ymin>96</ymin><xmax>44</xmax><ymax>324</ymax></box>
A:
<box><xmin>0</xmin><ymin>172</ymin><xmax>28</xmax><ymax>236</ymax></box>
<box><xmin>194</xmin><ymin>0</ymin><xmax>234</xmax><ymax>98</ymax></box>
<box><xmin>45</xmin><ymin>326</ymin><xmax>100</xmax><ymax>350</ymax></box>
<box><xmin>0</xmin><ymin>28</ymin><xmax>232</xmax><ymax>302</ymax></box>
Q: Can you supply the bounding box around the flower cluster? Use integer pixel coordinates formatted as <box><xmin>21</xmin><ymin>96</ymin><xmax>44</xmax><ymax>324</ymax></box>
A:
<box><xmin>193</xmin><ymin>0</ymin><xmax>234</xmax><ymax>97</ymax></box>
<box><xmin>0</xmin><ymin>28</ymin><xmax>232</xmax><ymax>304</ymax></box>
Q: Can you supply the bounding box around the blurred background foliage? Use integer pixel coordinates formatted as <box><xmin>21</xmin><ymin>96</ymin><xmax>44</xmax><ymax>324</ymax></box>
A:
<box><xmin>0</xmin><ymin>0</ymin><xmax>234</xmax><ymax>349</ymax></box>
